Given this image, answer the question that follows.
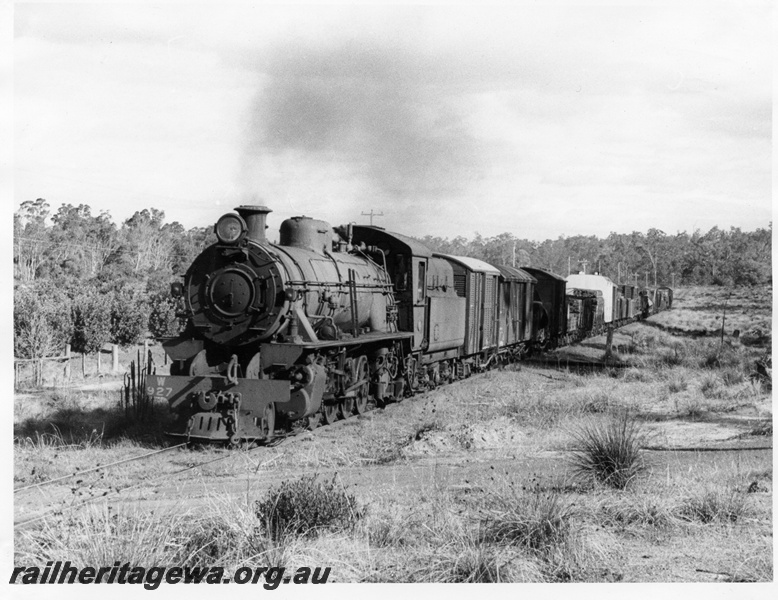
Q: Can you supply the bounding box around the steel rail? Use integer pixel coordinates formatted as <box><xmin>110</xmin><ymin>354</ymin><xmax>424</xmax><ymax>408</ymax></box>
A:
<box><xmin>14</xmin><ymin>443</ymin><xmax>189</xmax><ymax>494</ymax></box>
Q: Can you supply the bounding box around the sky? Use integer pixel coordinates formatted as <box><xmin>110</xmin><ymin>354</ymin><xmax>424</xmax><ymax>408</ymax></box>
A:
<box><xmin>10</xmin><ymin>1</ymin><xmax>774</xmax><ymax>242</ymax></box>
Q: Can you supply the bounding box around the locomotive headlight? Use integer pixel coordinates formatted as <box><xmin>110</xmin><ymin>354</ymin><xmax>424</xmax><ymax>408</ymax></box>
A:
<box><xmin>215</xmin><ymin>213</ymin><xmax>247</xmax><ymax>245</ymax></box>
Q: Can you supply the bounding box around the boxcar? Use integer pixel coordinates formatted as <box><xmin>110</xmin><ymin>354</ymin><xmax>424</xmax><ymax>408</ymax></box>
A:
<box><xmin>434</xmin><ymin>254</ymin><xmax>501</xmax><ymax>357</ymax></box>
<box><xmin>522</xmin><ymin>267</ymin><xmax>567</xmax><ymax>348</ymax></box>
<box><xmin>495</xmin><ymin>265</ymin><xmax>536</xmax><ymax>350</ymax></box>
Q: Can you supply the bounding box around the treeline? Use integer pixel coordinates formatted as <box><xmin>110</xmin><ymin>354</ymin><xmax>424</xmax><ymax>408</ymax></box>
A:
<box><xmin>13</xmin><ymin>198</ymin><xmax>216</xmax><ymax>360</ymax></box>
<box><xmin>14</xmin><ymin>198</ymin><xmax>771</xmax><ymax>360</ymax></box>
<box><xmin>416</xmin><ymin>225</ymin><xmax>771</xmax><ymax>290</ymax></box>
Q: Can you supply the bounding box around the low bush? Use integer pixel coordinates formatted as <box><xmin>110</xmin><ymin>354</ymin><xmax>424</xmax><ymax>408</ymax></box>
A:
<box><xmin>255</xmin><ymin>475</ymin><xmax>360</xmax><ymax>540</ymax></box>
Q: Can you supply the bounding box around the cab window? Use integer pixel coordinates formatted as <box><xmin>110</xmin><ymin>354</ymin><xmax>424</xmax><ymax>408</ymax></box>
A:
<box><xmin>417</xmin><ymin>261</ymin><xmax>426</xmax><ymax>302</ymax></box>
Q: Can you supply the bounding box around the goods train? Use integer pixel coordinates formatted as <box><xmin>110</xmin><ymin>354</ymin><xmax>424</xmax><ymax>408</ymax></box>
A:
<box><xmin>146</xmin><ymin>206</ymin><xmax>672</xmax><ymax>445</ymax></box>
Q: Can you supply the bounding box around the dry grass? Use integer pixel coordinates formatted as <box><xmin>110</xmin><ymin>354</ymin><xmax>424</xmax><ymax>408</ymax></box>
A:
<box><xmin>16</xmin><ymin>495</ymin><xmax>303</xmax><ymax>576</ymax></box>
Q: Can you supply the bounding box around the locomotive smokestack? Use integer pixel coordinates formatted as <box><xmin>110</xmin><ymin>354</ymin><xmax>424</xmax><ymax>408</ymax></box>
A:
<box><xmin>235</xmin><ymin>205</ymin><xmax>272</xmax><ymax>244</ymax></box>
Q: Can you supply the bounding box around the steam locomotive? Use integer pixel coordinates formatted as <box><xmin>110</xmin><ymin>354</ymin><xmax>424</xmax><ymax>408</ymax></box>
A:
<box><xmin>146</xmin><ymin>206</ymin><xmax>672</xmax><ymax>444</ymax></box>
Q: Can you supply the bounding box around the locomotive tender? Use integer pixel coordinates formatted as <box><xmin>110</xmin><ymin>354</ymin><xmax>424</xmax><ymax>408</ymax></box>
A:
<box><xmin>146</xmin><ymin>206</ymin><xmax>671</xmax><ymax>444</ymax></box>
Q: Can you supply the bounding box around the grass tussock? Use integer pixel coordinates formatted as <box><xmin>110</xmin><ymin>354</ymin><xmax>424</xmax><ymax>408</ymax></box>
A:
<box><xmin>595</xmin><ymin>493</ymin><xmax>677</xmax><ymax>529</ymax></box>
<box><xmin>16</xmin><ymin>504</ymin><xmax>187</xmax><ymax>567</ymax></box>
<box><xmin>15</xmin><ymin>424</ymin><xmax>104</xmax><ymax>450</ymax></box>
<box><xmin>577</xmin><ymin>391</ymin><xmax>613</xmax><ymax>414</ymax></box>
<box><xmin>255</xmin><ymin>475</ymin><xmax>361</xmax><ymax>540</ymax></box>
<box><xmin>721</xmin><ymin>367</ymin><xmax>745</xmax><ymax>386</ymax></box>
<box><xmin>666</xmin><ymin>374</ymin><xmax>688</xmax><ymax>394</ymax></box>
<box><xmin>480</xmin><ymin>486</ymin><xmax>573</xmax><ymax>551</ymax></box>
<box><xmin>679</xmin><ymin>486</ymin><xmax>749</xmax><ymax>524</ymax></box>
<box><xmin>476</xmin><ymin>481</ymin><xmax>605</xmax><ymax>581</ymax></box>
<box><xmin>675</xmin><ymin>397</ymin><xmax>707</xmax><ymax>420</ymax></box>
<box><xmin>568</xmin><ymin>412</ymin><xmax>648</xmax><ymax>489</ymax></box>
<box><xmin>622</xmin><ymin>368</ymin><xmax>652</xmax><ymax>383</ymax></box>
<box><xmin>410</xmin><ymin>531</ymin><xmax>524</xmax><ymax>583</ymax></box>
<box><xmin>15</xmin><ymin>499</ymin><xmax>302</xmax><ymax>583</ymax></box>
<box><xmin>699</xmin><ymin>374</ymin><xmax>721</xmax><ymax>398</ymax></box>
<box><xmin>748</xmin><ymin>420</ymin><xmax>773</xmax><ymax>437</ymax></box>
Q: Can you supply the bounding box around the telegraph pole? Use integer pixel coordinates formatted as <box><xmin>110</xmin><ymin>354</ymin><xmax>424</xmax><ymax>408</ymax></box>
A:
<box><xmin>361</xmin><ymin>210</ymin><xmax>384</xmax><ymax>226</ymax></box>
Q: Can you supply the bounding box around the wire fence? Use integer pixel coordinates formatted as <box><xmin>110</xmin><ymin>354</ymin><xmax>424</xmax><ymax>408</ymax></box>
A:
<box><xmin>13</xmin><ymin>340</ymin><xmax>164</xmax><ymax>391</ymax></box>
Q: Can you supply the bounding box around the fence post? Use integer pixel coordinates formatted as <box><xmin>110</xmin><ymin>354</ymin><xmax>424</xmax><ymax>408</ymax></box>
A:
<box><xmin>82</xmin><ymin>353</ymin><xmax>86</xmax><ymax>378</ymax></box>
<box><xmin>143</xmin><ymin>339</ymin><xmax>149</xmax><ymax>370</ymax></box>
<box><xmin>64</xmin><ymin>344</ymin><xmax>71</xmax><ymax>381</ymax></box>
<box><xmin>97</xmin><ymin>347</ymin><xmax>102</xmax><ymax>374</ymax></box>
<box><xmin>112</xmin><ymin>344</ymin><xmax>119</xmax><ymax>373</ymax></box>
<box><xmin>604</xmin><ymin>326</ymin><xmax>614</xmax><ymax>362</ymax></box>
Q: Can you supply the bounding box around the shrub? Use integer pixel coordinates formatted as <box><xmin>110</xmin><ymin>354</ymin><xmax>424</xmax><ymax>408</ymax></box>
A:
<box><xmin>14</xmin><ymin>283</ymin><xmax>74</xmax><ymax>359</ymax></box>
<box><xmin>71</xmin><ymin>290</ymin><xmax>112</xmax><ymax>354</ymax></box>
<box><xmin>111</xmin><ymin>290</ymin><xmax>149</xmax><ymax>345</ymax></box>
<box><xmin>568</xmin><ymin>412</ymin><xmax>648</xmax><ymax>489</ymax></box>
<box><xmin>148</xmin><ymin>292</ymin><xmax>181</xmax><ymax>338</ymax></box>
<box><xmin>255</xmin><ymin>475</ymin><xmax>360</xmax><ymax>539</ymax></box>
